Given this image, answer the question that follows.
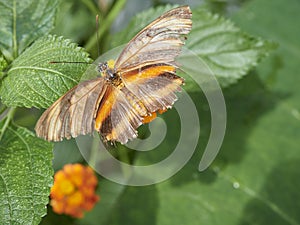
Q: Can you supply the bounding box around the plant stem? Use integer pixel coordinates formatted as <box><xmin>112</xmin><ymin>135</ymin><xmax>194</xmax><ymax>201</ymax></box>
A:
<box><xmin>0</xmin><ymin>107</ymin><xmax>16</xmax><ymax>141</ymax></box>
<box><xmin>80</xmin><ymin>0</ymin><xmax>100</xmax><ymax>17</ymax></box>
<box><xmin>12</xmin><ymin>0</ymin><xmax>18</xmax><ymax>59</ymax></box>
<box><xmin>0</xmin><ymin>105</ymin><xmax>8</xmax><ymax>116</ymax></box>
<box><xmin>84</xmin><ymin>0</ymin><xmax>126</xmax><ymax>53</ymax></box>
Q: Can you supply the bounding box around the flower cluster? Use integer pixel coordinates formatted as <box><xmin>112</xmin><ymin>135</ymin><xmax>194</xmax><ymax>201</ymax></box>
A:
<box><xmin>50</xmin><ymin>163</ymin><xmax>99</xmax><ymax>218</ymax></box>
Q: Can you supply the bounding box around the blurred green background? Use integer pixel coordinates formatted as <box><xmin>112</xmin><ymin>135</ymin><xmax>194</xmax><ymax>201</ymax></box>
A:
<box><xmin>37</xmin><ymin>0</ymin><xmax>300</xmax><ymax>224</ymax></box>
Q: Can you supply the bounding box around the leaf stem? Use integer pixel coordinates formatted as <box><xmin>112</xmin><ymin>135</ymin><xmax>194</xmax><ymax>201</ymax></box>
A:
<box><xmin>12</xmin><ymin>0</ymin><xmax>18</xmax><ymax>59</ymax></box>
<box><xmin>84</xmin><ymin>0</ymin><xmax>126</xmax><ymax>52</ymax></box>
<box><xmin>80</xmin><ymin>0</ymin><xmax>100</xmax><ymax>16</ymax></box>
<box><xmin>0</xmin><ymin>105</ymin><xmax>8</xmax><ymax>115</ymax></box>
<box><xmin>0</xmin><ymin>107</ymin><xmax>16</xmax><ymax>141</ymax></box>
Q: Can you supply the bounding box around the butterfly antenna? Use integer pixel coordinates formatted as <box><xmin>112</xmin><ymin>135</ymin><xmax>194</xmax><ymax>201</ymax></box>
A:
<box><xmin>96</xmin><ymin>14</ymin><xmax>100</xmax><ymax>57</ymax></box>
<box><xmin>49</xmin><ymin>61</ymin><xmax>90</xmax><ymax>64</ymax></box>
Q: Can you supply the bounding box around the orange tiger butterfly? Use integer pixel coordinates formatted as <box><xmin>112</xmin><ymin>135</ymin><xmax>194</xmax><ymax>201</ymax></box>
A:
<box><xmin>35</xmin><ymin>6</ymin><xmax>192</xmax><ymax>144</ymax></box>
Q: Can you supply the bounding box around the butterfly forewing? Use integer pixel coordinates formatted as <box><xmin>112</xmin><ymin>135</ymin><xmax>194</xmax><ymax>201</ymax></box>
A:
<box><xmin>115</xmin><ymin>6</ymin><xmax>192</xmax><ymax>73</ymax></box>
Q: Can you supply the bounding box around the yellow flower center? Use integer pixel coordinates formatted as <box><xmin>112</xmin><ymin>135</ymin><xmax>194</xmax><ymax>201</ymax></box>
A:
<box><xmin>60</xmin><ymin>179</ymin><xmax>75</xmax><ymax>195</ymax></box>
<box><xmin>67</xmin><ymin>191</ymin><xmax>84</xmax><ymax>206</ymax></box>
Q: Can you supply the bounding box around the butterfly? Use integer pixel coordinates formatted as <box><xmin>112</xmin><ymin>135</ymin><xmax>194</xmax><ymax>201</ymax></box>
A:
<box><xmin>35</xmin><ymin>5</ymin><xmax>192</xmax><ymax>144</ymax></box>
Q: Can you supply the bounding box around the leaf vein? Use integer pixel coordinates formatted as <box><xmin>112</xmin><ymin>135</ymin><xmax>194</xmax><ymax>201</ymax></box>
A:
<box><xmin>9</xmin><ymin>66</ymin><xmax>78</xmax><ymax>83</ymax></box>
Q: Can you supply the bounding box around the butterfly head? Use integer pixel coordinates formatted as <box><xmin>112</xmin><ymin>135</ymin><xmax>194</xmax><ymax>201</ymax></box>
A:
<box><xmin>98</xmin><ymin>59</ymin><xmax>116</xmax><ymax>79</ymax></box>
<box><xmin>98</xmin><ymin>59</ymin><xmax>115</xmax><ymax>71</ymax></box>
<box><xmin>98</xmin><ymin>59</ymin><xmax>123</xmax><ymax>86</ymax></box>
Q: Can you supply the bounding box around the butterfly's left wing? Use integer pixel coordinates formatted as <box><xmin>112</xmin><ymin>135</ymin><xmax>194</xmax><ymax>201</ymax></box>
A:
<box><xmin>35</xmin><ymin>78</ymin><xmax>107</xmax><ymax>141</ymax></box>
<box><xmin>114</xmin><ymin>5</ymin><xmax>192</xmax><ymax>73</ymax></box>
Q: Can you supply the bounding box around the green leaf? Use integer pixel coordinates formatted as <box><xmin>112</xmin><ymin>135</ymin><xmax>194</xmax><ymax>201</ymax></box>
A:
<box><xmin>187</xmin><ymin>8</ymin><xmax>277</xmax><ymax>87</ymax></box>
<box><xmin>52</xmin><ymin>139</ymin><xmax>84</xmax><ymax>171</ymax></box>
<box><xmin>0</xmin><ymin>0</ymin><xmax>59</xmax><ymax>61</ymax></box>
<box><xmin>110</xmin><ymin>5</ymin><xmax>177</xmax><ymax>49</ymax></box>
<box><xmin>0</xmin><ymin>122</ymin><xmax>53</xmax><ymax>225</ymax></box>
<box><xmin>111</xmin><ymin>5</ymin><xmax>276</xmax><ymax>88</ymax></box>
<box><xmin>0</xmin><ymin>35</ymin><xmax>92</xmax><ymax>108</ymax></box>
<box><xmin>75</xmin><ymin>179</ymin><xmax>125</xmax><ymax>225</ymax></box>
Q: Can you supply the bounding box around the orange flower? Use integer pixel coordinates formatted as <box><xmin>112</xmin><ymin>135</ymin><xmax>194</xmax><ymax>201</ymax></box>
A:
<box><xmin>50</xmin><ymin>163</ymin><xmax>100</xmax><ymax>218</ymax></box>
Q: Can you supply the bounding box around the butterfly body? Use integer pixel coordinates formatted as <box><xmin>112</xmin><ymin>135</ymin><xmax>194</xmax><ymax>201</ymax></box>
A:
<box><xmin>35</xmin><ymin>6</ymin><xmax>192</xmax><ymax>144</ymax></box>
<box><xmin>98</xmin><ymin>61</ymin><xmax>121</xmax><ymax>86</ymax></box>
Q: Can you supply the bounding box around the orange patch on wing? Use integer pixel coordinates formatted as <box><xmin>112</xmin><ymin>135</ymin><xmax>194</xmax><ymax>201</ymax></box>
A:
<box><xmin>124</xmin><ymin>65</ymin><xmax>175</xmax><ymax>82</ymax></box>
<box><xmin>142</xmin><ymin>112</ymin><xmax>157</xmax><ymax>124</ymax></box>
<box><xmin>158</xmin><ymin>109</ymin><xmax>167</xmax><ymax>114</ymax></box>
<box><xmin>142</xmin><ymin>109</ymin><xmax>168</xmax><ymax>124</ymax></box>
<box><xmin>94</xmin><ymin>88</ymin><xmax>115</xmax><ymax>130</ymax></box>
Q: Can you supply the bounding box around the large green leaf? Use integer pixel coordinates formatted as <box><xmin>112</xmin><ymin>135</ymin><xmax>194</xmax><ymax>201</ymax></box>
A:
<box><xmin>0</xmin><ymin>122</ymin><xmax>53</xmax><ymax>225</ymax></box>
<box><xmin>0</xmin><ymin>0</ymin><xmax>58</xmax><ymax>61</ymax></box>
<box><xmin>187</xmin><ymin>7</ymin><xmax>276</xmax><ymax>87</ymax></box>
<box><xmin>0</xmin><ymin>35</ymin><xmax>92</xmax><ymax>108</ymax></box>
<box><xmin>111</xmin><ymin>5</ymin><xmax>276</xmax><ymax>87</ymax></box>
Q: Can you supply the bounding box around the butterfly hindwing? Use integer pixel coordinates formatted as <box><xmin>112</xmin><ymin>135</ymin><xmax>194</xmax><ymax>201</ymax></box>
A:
<box><xmin>94</xmin><ymin>85</ymin><xmax>146</xmax><ymax>144</ymax></box>
<box><xmin>122</xmin><ymin>64</ymin><xmax>184</xmax><ymax>113</ymax></box>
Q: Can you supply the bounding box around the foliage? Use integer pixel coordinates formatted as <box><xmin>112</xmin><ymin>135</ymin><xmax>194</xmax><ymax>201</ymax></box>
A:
<box><xmin>0</xmin><ymin>121</ymin><xmax>53</xmax><ymax>225</ymax></box>
<box><xmin>0</xmin><ymin>0</ymin><xmax>295</xmax><ymax>224</ymax></box>
<box><xmin>0</xmin><ymin>0</ymin><xmax>58</xmax><ymax>61</ymax></box>
<box><xmin>0</xmin><ymin>35</ymin><xmax>91</xmax><ymax>108</ymax></box>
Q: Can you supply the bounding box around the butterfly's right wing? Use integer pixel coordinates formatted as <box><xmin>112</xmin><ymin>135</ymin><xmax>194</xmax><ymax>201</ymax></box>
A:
<box><xmin>35</xmin><ymin>78</ymin><xmax>107</xmax><ymax>141</ymax></box>
<box><xmin>122</xmin><ymin>64</ymin><xmax>183</xmax><ymax>114</ymax></box>
<box><xmin>114</xmin><ymin>6</ymin><xmax>192</xmax><ymax>72</ymax></box>
<box><xmin>94</xmin><ymin>85</ymin><xmax>145</xmax><ymax>144</ymax></box>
